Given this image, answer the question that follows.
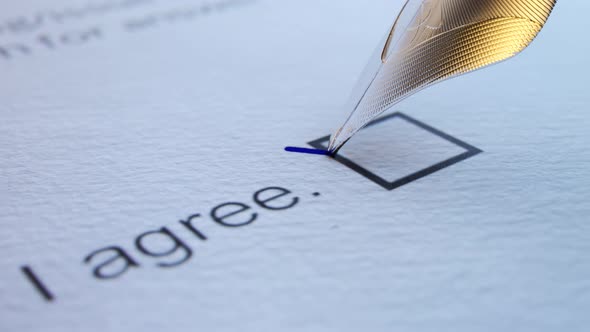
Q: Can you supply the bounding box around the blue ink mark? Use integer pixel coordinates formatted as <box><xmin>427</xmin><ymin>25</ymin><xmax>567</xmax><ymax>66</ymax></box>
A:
<box><xmin>285</xmin><ymin>146</ymin><xmax>331</xmax><ymax>156</ymax></box>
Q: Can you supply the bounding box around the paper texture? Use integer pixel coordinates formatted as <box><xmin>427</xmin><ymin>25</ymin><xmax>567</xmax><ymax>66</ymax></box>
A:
<box><xmin>1</xmin><ymin>1</ymin><xmax>589</xmax><ymax>331</ymax></box>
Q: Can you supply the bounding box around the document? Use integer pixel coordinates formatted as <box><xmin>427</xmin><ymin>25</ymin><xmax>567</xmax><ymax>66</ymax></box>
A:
<box><xmin>1</xmin><ymin>1</ymin><xmax>589</xmax><ymax>331</ymax></box>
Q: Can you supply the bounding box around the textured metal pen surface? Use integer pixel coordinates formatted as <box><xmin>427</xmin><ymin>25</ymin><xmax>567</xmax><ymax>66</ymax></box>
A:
<box><xmin>329</xmin><ymin>0</ymin><xmax>557</xmax><ymax>152</ymax></box>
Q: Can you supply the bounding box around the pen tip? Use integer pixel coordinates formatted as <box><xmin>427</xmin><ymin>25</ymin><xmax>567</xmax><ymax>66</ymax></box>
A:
<box><xmin>327</xmin><ymin>127</ymin><xmax>342</xmax><ymax>152</ymax></box>
<box><xmin>328</xmin><ymin>126</ymin><xmax>353</xmax><ymax>155</ymax></box>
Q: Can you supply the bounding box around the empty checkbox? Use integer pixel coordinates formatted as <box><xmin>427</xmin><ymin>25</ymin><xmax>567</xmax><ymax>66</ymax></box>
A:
<box><xmin>309</xmin><ymin>112</ymin><xmax>482</xmax><ymax>190</ymax></box>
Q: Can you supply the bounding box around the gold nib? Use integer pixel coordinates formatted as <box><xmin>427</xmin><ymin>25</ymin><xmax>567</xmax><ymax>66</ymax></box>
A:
<box><xmin>328</xmin><ymin>0</ymin><xmax>557</xmax><ymax>153</ymax></box>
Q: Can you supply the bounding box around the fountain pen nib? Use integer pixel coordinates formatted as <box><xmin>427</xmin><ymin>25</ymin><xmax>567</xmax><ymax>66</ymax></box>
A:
<box><xmin>329</xmin><ymin>0</ymin><xmax>557</xmax><ymax>152</ymax></box>
<box><xmin>328</xmin><ymin>127</ymin><xmax>347</xmax><ymax>154</ymax></box>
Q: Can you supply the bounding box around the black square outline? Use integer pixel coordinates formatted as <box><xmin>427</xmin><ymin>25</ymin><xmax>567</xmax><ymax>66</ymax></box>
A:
<box><xmin>308</xmin><ymin>112</ymin><xmax>483</xmax><ymax>190</ymax></box>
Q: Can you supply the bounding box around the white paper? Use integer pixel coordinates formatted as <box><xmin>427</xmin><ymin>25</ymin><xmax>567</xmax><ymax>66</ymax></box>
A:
<box><xmin>1</xmin><ymin>1</ymin><xmax>589</xmax><ymax>331</ymax></box>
